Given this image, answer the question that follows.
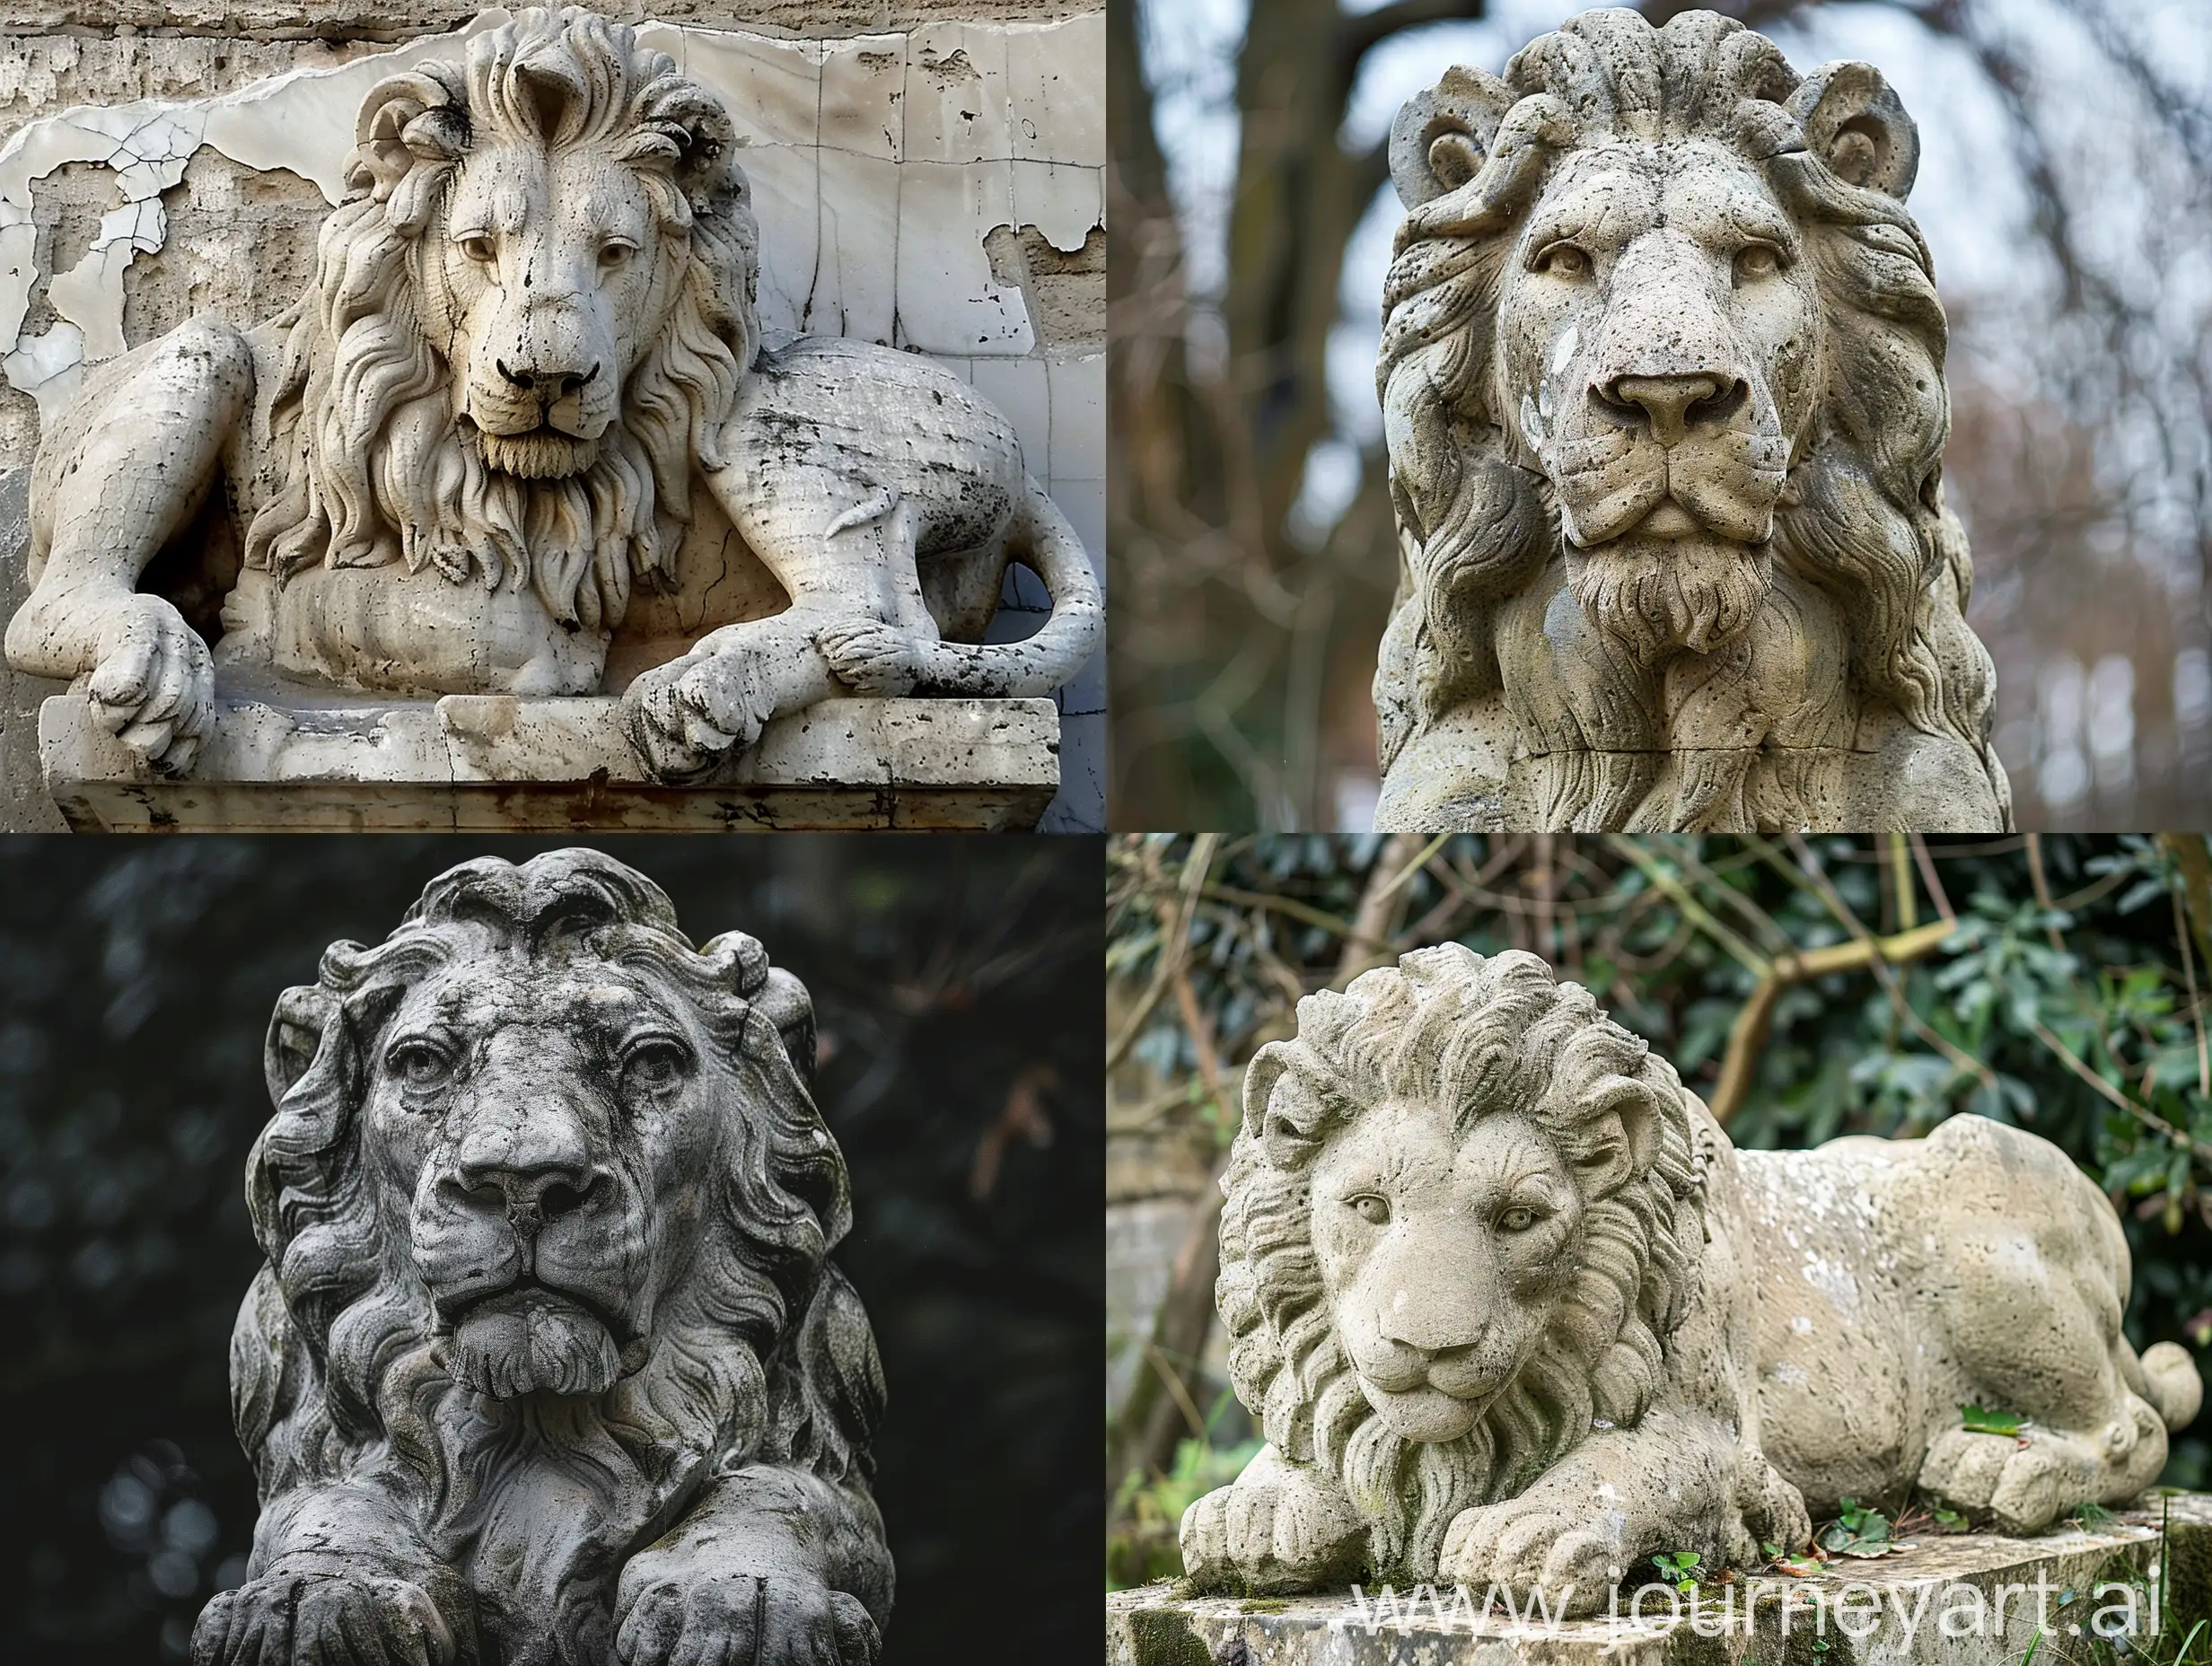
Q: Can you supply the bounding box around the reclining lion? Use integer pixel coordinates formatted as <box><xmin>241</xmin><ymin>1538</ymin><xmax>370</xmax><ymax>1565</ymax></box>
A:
<box><xmin>1182</xmin><ymin>945</ymin><xmax>2201</xmax><ymax>1610</ymax></box>
<box><xmin>4</xmin><ymin>7</ymin><xmax>1100</xmax><ymax>783</ymax></box>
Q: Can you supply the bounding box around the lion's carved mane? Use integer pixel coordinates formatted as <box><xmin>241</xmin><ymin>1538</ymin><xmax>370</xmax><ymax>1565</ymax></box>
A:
<box><xmin>1217</xmin><ymin>946</ymin><xmax>1708</xmax><ymax>1578</ymax></box>
<box><xmin>230</xmin><ymin>853</ymin><xmax>879</xmax><ymax>1644</ymax></box>
<box><xmin>241</xmin><ymin>9</ymin><xmax>760</xmax><ymax>635</ymax></box>
<box><xmin>1374</xmin><ymin>9</ymin><xmax>2006</xmax><ymax>830</ymax></box>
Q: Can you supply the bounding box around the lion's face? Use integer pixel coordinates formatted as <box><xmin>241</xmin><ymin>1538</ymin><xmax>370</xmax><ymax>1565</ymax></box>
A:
<box><xmin>370</xmin><ymin>954</ymin><xmax>733</xmax><ymax>1399</ymax></box>
<box><xmin>1312</xmin><ymin>1100</ymin><xmax>1596</xmax><ymax>1443</ymax></box>
<box><xmin>1498</xmin><ymin>138</ymin><xmax>1811</xmax><ymax>661</ymax></box>
<box><xmin>430</xmin><ymin>139</ymin><xmax>690</xmax><ymax>481</ymax></box>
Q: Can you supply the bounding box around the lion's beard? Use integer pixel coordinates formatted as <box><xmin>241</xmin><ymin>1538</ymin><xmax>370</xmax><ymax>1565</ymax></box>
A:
<box><xmin>443</xmin><ymin>1287</ymin><xmax>625</xmax><ymax>1400</ymax></box>
<box><xmin>1389</xmin><ymin>445</ymin><xmax>1969</xmax><ymax>828</ymax></box>
<box><xmin>1565</xmin><ymin>535</ymin><xmax>1772</xmax><ymax>663</ymax></box>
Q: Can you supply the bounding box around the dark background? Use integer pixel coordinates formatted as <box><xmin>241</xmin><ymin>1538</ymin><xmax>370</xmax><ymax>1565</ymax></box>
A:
<box><xmin>0</xmin><ymin>834</ymin><xmax>1103</xmax><ymax>1664</ymax></box>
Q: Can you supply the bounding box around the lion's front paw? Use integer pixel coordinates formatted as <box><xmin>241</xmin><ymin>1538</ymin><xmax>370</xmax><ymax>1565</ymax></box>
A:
<box><xmin>87</xmin><ymin>595</ymin><xmax>214</xmax><ymax>776</ymax></box>
<box><xmin>622</xmin><ymin>652</ymin><xmax>768</xmax><ymax>781</ymax></box>
<box><xmin>192</xmin><ymin>1569</ymin><xmax>454</xmax><ymax>1666</ymax></box>
<box><xmin>1441</xmin><ymin>1500</ymin><xmax>1622</xmax><ymax>1618</ymax></box>
<box><xmin>614</xmin><ymin>1559</ymin><xmax>879</xmax><ymax>1666</ymax></box>
<box><xmin>1179</xmin><ymin>1460</ymin><xmax>1366</xmax><ymax>1594</ymax></box>
<box><xmin>813</xmin><ymin>619</ymin><xmax>924</xmax><ymax>697</ymax></box>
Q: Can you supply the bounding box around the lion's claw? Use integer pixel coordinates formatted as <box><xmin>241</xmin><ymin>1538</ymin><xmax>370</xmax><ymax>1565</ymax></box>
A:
<box><xmin>614</xmin><ymin>1562</ymin><xmax>878</xmax><ymax>1666</ymax></box>
<box><xmin>192</xmin><ymin>1569</ymin><xmax>453</xmax><ymax>1666</ymax></box>
<box><xmin>1179</xmin><ymin>1451</ymin><xmax>1366</xmax><ymax>1594</ymax></box>
<box><xmin>87</xmin><ymin>595</ymin><xmax>213</xmax><ymax>776</ymax></box>
<box><xmin>622</xmin><ymin>652</ymin><xmax>768</xmax><ymax>781</ymax></box>
<box><xmin>1441</xmin><ymin>1501</ymin><xmax>1622</xmax><ymax>1616</ymax></box>
<box><xmin>813</xmin><ymin>619</ymin><xmax>925</xmax><ymax>697</ymax></box>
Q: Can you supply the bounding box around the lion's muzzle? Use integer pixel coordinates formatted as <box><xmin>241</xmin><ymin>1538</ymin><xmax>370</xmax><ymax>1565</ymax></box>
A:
<box><xmin>410</xmin><ymin>1074</ymin><xmax>651</xmax><ymax>1399</ymax></box>
<box><xmin>466</xmin><ymin>294</ymin><xmax>620</xmax><ymax>477</ymax></box>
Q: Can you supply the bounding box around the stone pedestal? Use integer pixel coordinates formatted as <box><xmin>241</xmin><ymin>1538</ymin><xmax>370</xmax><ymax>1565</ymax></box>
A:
<box><xmin>38</xmin><ymin>688</ymin><xmax>1059</xmax><ymax>831</ymax></box>
<box><xmin>1110</xmin><ymin>1495</ymin><xmax>2212</xmax><ymax>1666</ymax></box>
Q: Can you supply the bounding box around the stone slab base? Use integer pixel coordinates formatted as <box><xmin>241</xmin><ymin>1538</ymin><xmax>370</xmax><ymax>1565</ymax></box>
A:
<box><xmin>1110</xmin><ymin>1495</ymin><xmax>2212</xmax><ymax>1666</ymax></box>
<box><xmin>38</xmin><ymin>689</ymin><xmax>1059</xmax><ymax>831</ymax></box>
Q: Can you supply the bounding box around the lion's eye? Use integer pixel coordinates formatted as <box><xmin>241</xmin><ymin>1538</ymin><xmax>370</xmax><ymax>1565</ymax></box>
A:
<box><xmin>1497</xmin><ymin>1206</ymin><xmax>1539</xmax><ymax>1233</ymax></box>
<box><xmin>1349</xmin><ymin>1194</ymin><xmax>1391</xmax><ymax>1227</ymax></box>
<box><xmin>1535</xmin><ymin>243</ymin><xmax>1591</xmax><ymax>279</ymax></box>
<box><xmin>1734</xmin><ymin>243</ymin><xmax>1783</xmax><ymax>283</ymax></box>
<box><xmin>598</xmin><ymin>240</ymin><xmax>636</xmax><ymax>269</ymax></box>
<box><xmin>458</xmin><ymin>233</ymin><xmax>496</xmax><ymax>265</ymax></box>
<box><xmin>620</xmin><ymin>1037</ymin><xmax>691</xmax><ymax>1093</ymax></box>
<box><xmin>388</xmin><ymin>1042</ymin><xmax>452</xmax><ymax>1091</ymax></box>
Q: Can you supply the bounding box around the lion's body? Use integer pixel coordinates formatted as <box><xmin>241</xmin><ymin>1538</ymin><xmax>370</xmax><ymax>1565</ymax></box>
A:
<box><xmin>1739</xmin><ymin>1116</ymin><xmax>2199</xmax><ymax>1524</ymax></box>
<box><xmin>194</xmin><ymin>851</ymin><xmax>894</xmax><ymax>1666</ymax></box>
<box><xmin>1181</xmin><ymin>947</ymin><xmax>2201</xmax><ymax>1613</ymax></box>
<box><xmin>1370</xmin><ymin>10</ymin><xmax>2011</xmax><ymax>832</ymax></box>
<box><xmin>5</xmin><ymin>6</ymin><xmax>1099</xmax><ymax>785</ymax></box>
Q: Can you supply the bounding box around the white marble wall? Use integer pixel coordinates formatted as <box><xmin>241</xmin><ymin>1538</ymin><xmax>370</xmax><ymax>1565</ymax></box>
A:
<box><xmin>0</xmin><ymin>7</ymin><xmax>1107</xmax><ymax>830</ymax></box>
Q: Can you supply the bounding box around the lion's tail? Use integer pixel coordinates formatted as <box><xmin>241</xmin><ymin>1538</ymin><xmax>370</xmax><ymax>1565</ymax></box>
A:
<box><xmin>2143</xmin><ymin>1340</ymin><xmax>2203</xmax><ymax>1432</ymax></box>
<box><xmin>921</xmin><ymin>478</ymin><xmax>1101</xmax><ymax>700</ymax></box>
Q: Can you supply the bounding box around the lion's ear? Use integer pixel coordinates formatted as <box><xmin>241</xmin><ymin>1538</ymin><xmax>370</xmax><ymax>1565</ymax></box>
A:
<box><xmin>701</xmin><ymin>931</ymin><xmax>818</xmax><ymax>1090</ymax></box>
<box><xmin>350</xmin><ymin>70</ymin><xmax>467</xmax><ymax>202</ymax></box>
<box><xmin>1574</xmin><ymin>1081</ymin><xmax>1667</xmax><ymax>1197</ymax></box>
<box><xmin>1389</xmin><ymin>65</ymin><xmax>1519</xmax><ymax>210</ymax></box>
<box><xmin>264</xmin><ymin>984</ymin><xmax>338</xmax><ymax>1106</ymax></box>
<box><xmin>1787</xmin><ymin>61</ymin><xmax>1919</xmax><ymax>199</ymax></box>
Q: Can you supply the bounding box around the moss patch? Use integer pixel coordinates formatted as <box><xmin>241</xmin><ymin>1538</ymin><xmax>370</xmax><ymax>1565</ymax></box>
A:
<box><xmin>1123</xmin><ymin>1609</ymin><xmax>1216</xmax><ymax>1666</ymax></box>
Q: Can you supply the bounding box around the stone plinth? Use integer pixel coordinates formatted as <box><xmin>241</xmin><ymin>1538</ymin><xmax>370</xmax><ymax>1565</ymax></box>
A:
<box><xmin>1110</xmin><ymin>1495</ymin><xmax>2212</xmax><ymax>1666</ymax></box>
<box><xmin>38</xmin><ymin>688</ymin><xmax>1058</xmax><ymax>831</ymax></box>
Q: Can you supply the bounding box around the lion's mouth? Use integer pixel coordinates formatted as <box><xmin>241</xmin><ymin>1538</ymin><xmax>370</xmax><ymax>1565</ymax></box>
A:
<box><xmin>474</xmin><ymin>425</ymin><xmax>602</xmax><ymax>479</ymax></box>
<box><xmin>1357</xmin><ymin>1376</ymin><xmax>1497</xmax><ymax>1442</ymax></box>
<box><xmin>439</xmin><ymin>1281</ymin><xmax>642</xmax><ymax>1399</ymax></box>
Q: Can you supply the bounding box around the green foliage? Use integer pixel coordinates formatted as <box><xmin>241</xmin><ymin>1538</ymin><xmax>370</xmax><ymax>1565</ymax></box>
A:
<box><xmin>1963</xmin><ymin>1404</ymin><xmax>2029</xmax><ymax>1436</ymax></box>
<box><xmin>1819</xmin><ymin>1498</ymin><xmax>1895</xmax><ymax>1558</ymax></box>
<box><xmin>1651</xmin><ymin>1549</ymin><xmax>1701</xmax><ymax>1592</ymax></box>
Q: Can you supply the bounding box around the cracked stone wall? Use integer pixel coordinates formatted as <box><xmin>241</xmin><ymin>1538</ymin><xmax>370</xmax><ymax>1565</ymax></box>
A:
<box><xmin>0</xmin><ymin>0</ymin><xmax>1106</xmax><ymax>832</ymax></box>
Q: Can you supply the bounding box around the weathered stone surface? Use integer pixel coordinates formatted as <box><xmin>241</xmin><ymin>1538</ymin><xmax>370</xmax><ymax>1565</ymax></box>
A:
<box><xmin>1373</xmin><ymin>8</ymin><xmax>2010</xmax><ymax>832</ymax></box>
<box><xmin>0</xmin><ymin>1</ymin><xmax>1083</xmax><ymax>37</ymax></box>
<box><xmin>0</xmin><ymin>6</ymin><xmax>1105</xmax><ymax>829</ymax></box>
<box><xmin>39</xmin><ymin>686</ymin><xmax>1057</xmax><ymax>828</ymax></box>
<box><xmin>198</xmin><ymin>848</ymin><xmax>891</xmax><ymax>1665</ymax></box>
<box><xmin>1180</xmin><ymin>945</ymin><xmax>2203</xmax><ymax>1617</ymax></box>
<box><xmin>1116</xmin><ymin>1495</ymin><xmax>2212</xmax><ymax>1666</ymax></box>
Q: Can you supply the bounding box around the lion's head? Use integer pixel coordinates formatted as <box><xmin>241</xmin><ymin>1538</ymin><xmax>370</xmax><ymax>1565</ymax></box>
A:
<box><xmin>236</xmin><ymin>850</ymin><xmax>873</xmax><ymax>1644</ymax></box>
<box><xmin>1218</xmin><ymin>946</ymin><xmax>1707</xmax><ymax>1577</ymax></box>
<box><xmin>1375</xmin><ymin>8</ymin><xmax>2001</xmax><ymax>828</ymax></box>
<box><xmin>243</xmin><ymin>6</ymin><xmax>759</xmax><ymax>638</ymax></box>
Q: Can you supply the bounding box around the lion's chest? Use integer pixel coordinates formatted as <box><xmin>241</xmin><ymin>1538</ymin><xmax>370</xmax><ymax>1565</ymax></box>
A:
<box><xmin>218</xmin><ymin>561</ymin><xmax>610</xmax><ymax>697</ymax></box>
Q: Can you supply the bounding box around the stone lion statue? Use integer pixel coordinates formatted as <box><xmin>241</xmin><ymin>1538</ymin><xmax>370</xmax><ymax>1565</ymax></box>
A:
<box><xmin>1372</xmin><ymin>8</ymin><xmax>2011</xmax><ymax>831</ymax></box>
<box><xmin>191</xmin><ymin>850</ymin><xmax>891</xmax><ymax>1666</ymax></box>
<box><xmin>1181</xmin><ymin>945</ymin><xmax>2200</xmax><ymax>1611</ymax></box>
<box><xmin>4</xmin><ymin>6</ymin><xmax>1099</xmax><ymax>782</ymax></box>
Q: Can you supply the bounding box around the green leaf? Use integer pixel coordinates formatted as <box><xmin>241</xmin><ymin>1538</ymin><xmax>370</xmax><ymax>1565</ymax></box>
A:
<box><xmin>1962</xmin><ymin>1404</ymin><xmax>2026</xmax><ymax>1435</ymax></box>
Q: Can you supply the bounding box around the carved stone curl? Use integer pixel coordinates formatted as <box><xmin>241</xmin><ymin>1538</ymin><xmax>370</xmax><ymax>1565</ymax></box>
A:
<box><xmin>4</xmin><ymin>6</ymin><xmax>1099</xmax><ymax>794</ymax></box>
<box><xmin>192</xmin><ymin>849</ymin><xmax>891</xmax><ymax>1666</ymax></box>
<box><xmin>1181</xmin><ymin>944</ymin><xmax>2201</xmax><ymax>1611</ymax></box>
<box><xmin>1374</xmin><ymin>8</ymin><xmax>2010</xmax><ymax>831</ymax></box>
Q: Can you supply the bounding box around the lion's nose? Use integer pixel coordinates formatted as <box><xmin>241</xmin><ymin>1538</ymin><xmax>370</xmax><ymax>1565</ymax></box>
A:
<box><xmin>495</xmin><ymin>358</ymin><xmax>600</xmax><ymax>401</ymax></box>
<box><xmin>453</xmin><ymin>1114</ymin><xmax>601</xmax><ymax>1229</ymax></box>
<box><xmin>1598</xmin><ymin>372</ymin><xmax>1746</xmax><ymax>446</ymax></box>
<box><xmin>452</xmin><ymin>1163</ymin><xmax>600</xmax><ymax>1232</ymax></box>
